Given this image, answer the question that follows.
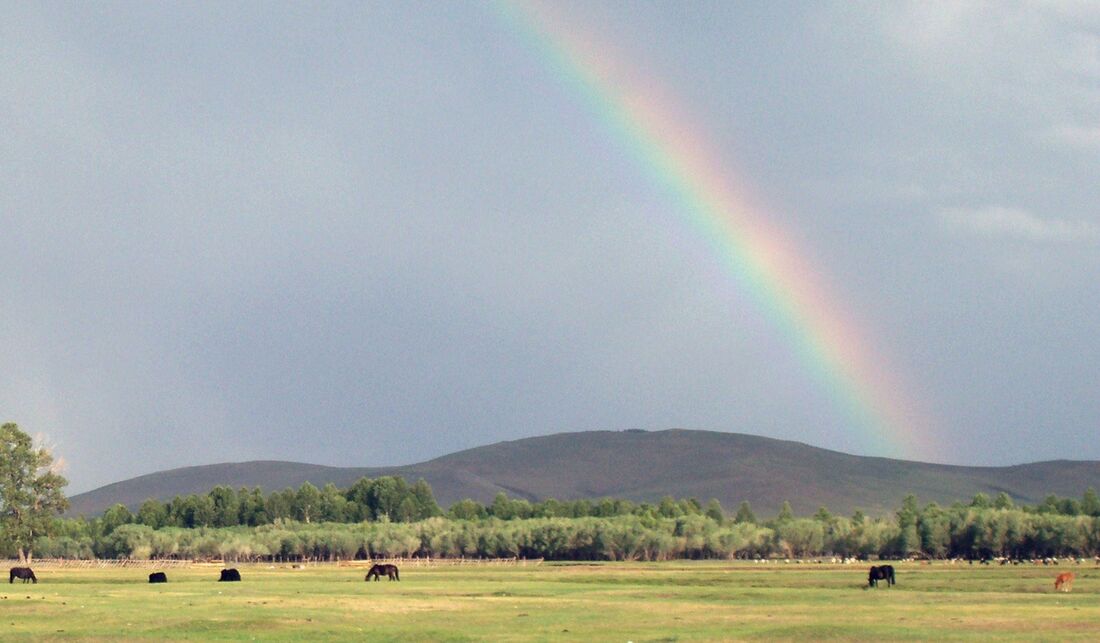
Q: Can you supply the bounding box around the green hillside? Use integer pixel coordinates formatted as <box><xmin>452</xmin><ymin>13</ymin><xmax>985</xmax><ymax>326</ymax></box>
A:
<box><xmin>67</xmin><ymin>429</ymin><xmax>1100</xmax><ymax>517</ymax></box>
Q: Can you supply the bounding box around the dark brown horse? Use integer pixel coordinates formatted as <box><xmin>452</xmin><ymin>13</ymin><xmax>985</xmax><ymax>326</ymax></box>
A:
<box><xmin>366</xmin><ymin>564</ymin><xmax>400</xmax><ymax>581</ymax></box>
<box><xmin>9</xmin><ymin>567</ymin><xmax>37</xmax><ymax>584</ymax></box>
<box><xmin>868</xmin><ymin>564</ymin><xmax>895</xmax><ymax>588</ymax></box>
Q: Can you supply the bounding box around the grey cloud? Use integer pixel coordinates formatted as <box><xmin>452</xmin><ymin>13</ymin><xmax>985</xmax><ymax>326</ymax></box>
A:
<box><xmin>1048</xmin><ymin>124</ymin><xmax>1100</xmax><ymax>150</ymax></box>
<box><xmin>939</xmin><ymin>206</ymin><xmax>1100</xmax><ymax>243</ymax></box>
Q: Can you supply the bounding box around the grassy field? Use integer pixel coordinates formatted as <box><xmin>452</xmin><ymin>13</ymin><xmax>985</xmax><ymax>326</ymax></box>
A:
<box><xmin>3</xmin><ymin>561</ymin><xmax>1098</xmax><ymax>640</ymax></box>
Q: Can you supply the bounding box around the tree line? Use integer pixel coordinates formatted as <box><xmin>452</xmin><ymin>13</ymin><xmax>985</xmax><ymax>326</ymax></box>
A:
<box><xmin>91</xmin><ymin>481</ymin><xmax>722</xmax><ymax>531</ymax></box>
<box><xmin>16</xmin><ymin>483</ymin><xmax>1100</xmax><ymax>562</ymax></box>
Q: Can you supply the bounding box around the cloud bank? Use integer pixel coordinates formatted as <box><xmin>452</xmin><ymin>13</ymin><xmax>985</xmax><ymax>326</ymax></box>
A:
<box><xmin>939</xmin><ymin>206</ymin><xmax>1100</xmax><ymax>243</ymax></box>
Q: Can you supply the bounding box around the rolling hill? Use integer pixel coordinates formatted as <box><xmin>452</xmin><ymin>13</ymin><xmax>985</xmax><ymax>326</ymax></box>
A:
<box><xmin>67</xmin><ymin>429</ymin><xmax>1100</xmax><ymax>517</ymax></box>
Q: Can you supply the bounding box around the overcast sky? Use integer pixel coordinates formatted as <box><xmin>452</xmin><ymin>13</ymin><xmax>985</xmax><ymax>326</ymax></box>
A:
<box><xmin>3</xmin><ymin>1</ymin><xmax>1098</xmax><ymax>492</ymax></box>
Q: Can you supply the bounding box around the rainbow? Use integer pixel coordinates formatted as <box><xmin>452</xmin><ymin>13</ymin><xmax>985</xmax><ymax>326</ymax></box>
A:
<box><xmin>495</xmin><ymin>1</ymin><xmax>934</xmax><ymax>459</ymax></box>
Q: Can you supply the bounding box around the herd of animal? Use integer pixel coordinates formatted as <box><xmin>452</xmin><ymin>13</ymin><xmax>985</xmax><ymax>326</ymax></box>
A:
<box><xmin>8</xmin><ymin>564</ymin><xmax>400</xmax><ymax>585</ymax></box>
<box><xmin>7</xmin><ymin>563</ymin><xmax>1080</xmax><ymax>593</ymax></box>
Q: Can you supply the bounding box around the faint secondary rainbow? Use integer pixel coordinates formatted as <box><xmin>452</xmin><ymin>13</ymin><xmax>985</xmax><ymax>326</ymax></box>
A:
<box><xmin>496</xmin><ymin>1</ymin><xmax>934</xmax><ymax>459</ymax></box>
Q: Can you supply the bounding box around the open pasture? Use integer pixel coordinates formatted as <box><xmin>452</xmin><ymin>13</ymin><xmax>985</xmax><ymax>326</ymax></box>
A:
<box><xmin>3</xmin><ymin>561</ymin><xmax>1099</xmax><ymax>640</ymax></box>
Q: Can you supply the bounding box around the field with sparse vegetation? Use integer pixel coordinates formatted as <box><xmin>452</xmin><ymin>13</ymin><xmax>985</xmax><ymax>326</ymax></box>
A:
<box><xmin>3</xmin><ymin>561</ymin><xmax>1099</xmax><ymax>640</ymax></box>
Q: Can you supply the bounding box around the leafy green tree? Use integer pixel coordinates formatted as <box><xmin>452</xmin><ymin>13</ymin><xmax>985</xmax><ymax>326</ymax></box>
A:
<box><xmin>319</xmin><ymin>483</ymin><xmax>349</xmax><ymax>522</ymax></box>
<box><xmin>265</xmin><ymin>488</ymin><xmax>295</xmax><ymax>521</ymax></box>
<box><xmin>657</xmin><ymin>496</ymin><xmax>681</xmax><ymax>518</ymax></box>
<box><xmin>410</xmin><ymin>479</ymin><xmax>442</xmax><ymax>519</ymax></box>
<box><xmin>136</xmin><ymin>499</ymin><xmax>168</xmax><ymax>529</ymax></box>
<box><xmin>572</xmin><ymin>498</ymin><xmax>595</xmax><ymax>517</ymax></box>
<box><xmin>993</xmin><ymin>492</ymin><xmax>1014</xmax><ymax>510</ymax></box>
<box><xmin>1082</xmin><ymin>488</ymin><xmax>1100</xmax><ymax>517</ymax></box>
<box><xmin>680</xmin><ymin>498</ymin><xmax>703</xmax><ymax>515</ymax></box>
<box><xmin>608</xmin><ymin>498</ymin><xmax>636</xmax><ymax>516</ymax></box>
<box><xmin>209</xmin><ymin>486</ymin><xmax>240</xmax><ymax>527</ymax></box>
<box><xmin>533</xmin><ymin>498</ymin><xmax>565</xmax><ymax>518</ymax></box>
<box><xmin>238</xmin><ymin>487</ymin><xmax>269</xmax><ymax>526</ymax></box>
<box><xmin>704</xmin><ymin>499</ymin><xmax>725</xmax><ymax>525</ymax></box>
<box><xmin>489</xmin><ymin>492</ymin><xmax>524</xmax><ymax>520</ymax></box>
<box><xmin>0</xmin><ymin>423</ymin><xmax>69</xmax><ymax>562</ymax></box>
<box><xmin>1037</xmin><ymin>494</ymin><xmax>1061</xmax><ymax>514</ymax></box>
<box><xmin>916</xmin><ymin>502</ymin><xmax>951</xmax><ymax>557</ymax></box>
<box><xmin>294</xmin><ymin>482</ymin><xmax>322</xmax><ymax>523</ymax></box>
<box><xmin>162</xmin><ymin>496</ymin><xmax>184</xmax><ymax>527</ymax></box>
<box><xmin>366</xmin><ymin>477</ymin><xmax>412</xmax><ymax>520</ymax></box>
<box><xmin>448</xmin><ymin>499</ymin><xmax>487</xmax><ymax>520</ymax></box>
<box><xmin>897</xmin><ymin>494</ymin><xmax>919</xmax><ymax>528</ymax></box>
<box><xmin>1057</xmin><ymin>497</ymin><xmax>1081</xmax><ymax>516</ymax></box>
<box><xmin>969</xmin><ymin>493</ymin><xmax>991</xmax><ymax>509</ymax></box>
<box><xmin>100</xmin><ymin>504</ymin><xmax>134</xmax><ymax>536</ymax></box>
<box><xmin>733</xmin><ymin>501</ymin><xmax>756</xmax><ymax>524</ymax></box>
<box><xmin>776</xmin><ymin>518</ymin><xmax>825</xmax><ymax>557</ymax></box>
<box><xmin>344</xmin><ymin>477</ymin><xmax>374</xmax><ymax>521</ymax></box>
<box><xmin>775</xmin><ymin>501</ymin><xmax>794</xmax><ymax>523</ymax></box>
<box><xmin>395</xmin><ymin>497</ymin><xmax>420</xmax><ymax>522</ymax></box>
<box><xmin>891</xmin><ymin>495</ymin><xmax>920</xmax><ymax>555</ymax></box>
<box><xmin>176</xmin><ymin>494</ymin><xmax>216</xmax><ymax>528</ymax></box>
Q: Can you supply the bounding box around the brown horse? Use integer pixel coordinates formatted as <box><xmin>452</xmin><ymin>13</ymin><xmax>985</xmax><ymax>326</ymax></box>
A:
<box><xmin>9</xmin><ymin>567</ymin><xmax>37</xmax><ymax>584</ymax></box>
<box><xmin>1054</xmin><ymin>572</ymin><xmax>1074</xmax><ymax>592</ymax></box>
<box><xmin>366</xmin><ymin>564</ymin><xmax>400</xmax><ymax>581</ymax></box>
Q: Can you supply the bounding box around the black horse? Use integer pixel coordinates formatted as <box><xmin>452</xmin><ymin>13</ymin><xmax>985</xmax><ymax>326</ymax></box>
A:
<box><xmin>868</xmin><ymin>564</ymin><xmax>895</xmax><ymax>588</ymax></box>
<box><xmin>9</xmin><ymin>567</ymin><xmax>37</xmax><ymax>584</ymax></box>
<box><xmin>219</xmin><ymin>568</ymin><xmax>241</xmax><ymax>582</ymax></box>
<box><xmin>366</xmin><ymin>564</ymin><xmax>400</xmax><ymax>581</ymax></box>
<box><xmin>149</xmin><ymin>572</ymin><xmax>168</xmax><ymax>583</ymax></box>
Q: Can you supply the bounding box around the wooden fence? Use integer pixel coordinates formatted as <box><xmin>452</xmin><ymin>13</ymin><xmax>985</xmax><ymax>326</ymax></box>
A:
<box><xmin>5</xmin><ymin>556</ymin><xmax>542</xmax><ymax>569</ymax></box>
<box><xmin>4</xmin><ymin>558</ymin><xmax>195</xmax><ymax>569</ymax></box>
<box><xmin>336</xmin><ymin>557</ymin><xmax>542</xmax><ymax>567</ymax></box>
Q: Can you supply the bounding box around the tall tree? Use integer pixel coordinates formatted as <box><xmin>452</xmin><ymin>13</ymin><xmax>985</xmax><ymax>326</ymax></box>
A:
<box><xmin>294</xmin><ymin>482</ymin><xmax>322</xmax><ymax>524</ymax></box>
<box><xmin>704</xmin><ymin>499</ymin><xmax>725</xmax><ymax>525</ymax></box>
<box><xmin>410</xmin><ymin>479</ymin><xmax>442</xmax><ymax>520</ymax></box>
<box><xmin>0</xmin><ymin>423</ymin><xmax>69</xmax><ymax>562</ymax></box>
<box><xmin>136</xmin><ymin>498</ymin><xmax>168</xmax><ymax>529</ymax></box>
<box><xmin>99</xmin><ymin>504</ymin><xmax>134</xmax><ymax>536</ymax></box>
<box><xmin>319</xmin><ymin>483</ymin><xmax>349</xmax><ymax>522</ymax></box>
<box><xmin>237</xmin><ymin>487</ymin><xmax>269</xmax><ymax>526</ymax></box>
<box><xmin>209</xmin><ymin>486</ymin><xmax>240</xmax><ymax>527</ymax></box>
<box><xmin>733</xmin><ymin>501</ymin><xmax>756</xmax><ymax>524</ymax></box>
<box><xmin>447</xmin><ymin>498</ymin><xmax>486</xmax><ymax>520</ymax></box>
<box><xmin>1082</xmin><ymin>488</ymin><xmax>1100</xmax><ymax>517</ymax></box>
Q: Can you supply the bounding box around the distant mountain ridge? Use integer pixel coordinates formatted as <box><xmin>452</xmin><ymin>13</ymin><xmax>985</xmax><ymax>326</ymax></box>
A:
<box><xmin>67</xmin><ymin>429</ymin><xmax>1100</xmax><ymax>517</ymax></box>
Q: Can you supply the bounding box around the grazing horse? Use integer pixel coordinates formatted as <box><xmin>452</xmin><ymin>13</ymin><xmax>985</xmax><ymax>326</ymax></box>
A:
<box><xmin>868</xmin><ymin>564</ymin><xmax>896</xmax><ymax>588</ymax></box>
<box><xmin>219</xmin><ymin>568</ymin><xmax>241</xmax><ymax>582</ymax></box>
<box><xmin>366</xmin><ymin>564</ymin><xmax>400</xmax><ymax>581</ymax></box>
<box><xmin>9</xmin><ymin>567</ymin><xmax>37</xmax><ymax>584</ymax></box>
<box><xmin>1054</xmin><ymin>572</ymin><xmax>1075</xmax><ymax>592</ymax></box>
<box><xmin>148</xmin><ymin>572</ymin><xmax>168</xmax><ymax>583</ymax></box>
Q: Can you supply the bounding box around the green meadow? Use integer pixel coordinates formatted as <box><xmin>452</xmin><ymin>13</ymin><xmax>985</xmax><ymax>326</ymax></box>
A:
<box><xmin>2</xmin><ymin>562</ymin><xmax>1097</xmax><ymax>641</ymax></box>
